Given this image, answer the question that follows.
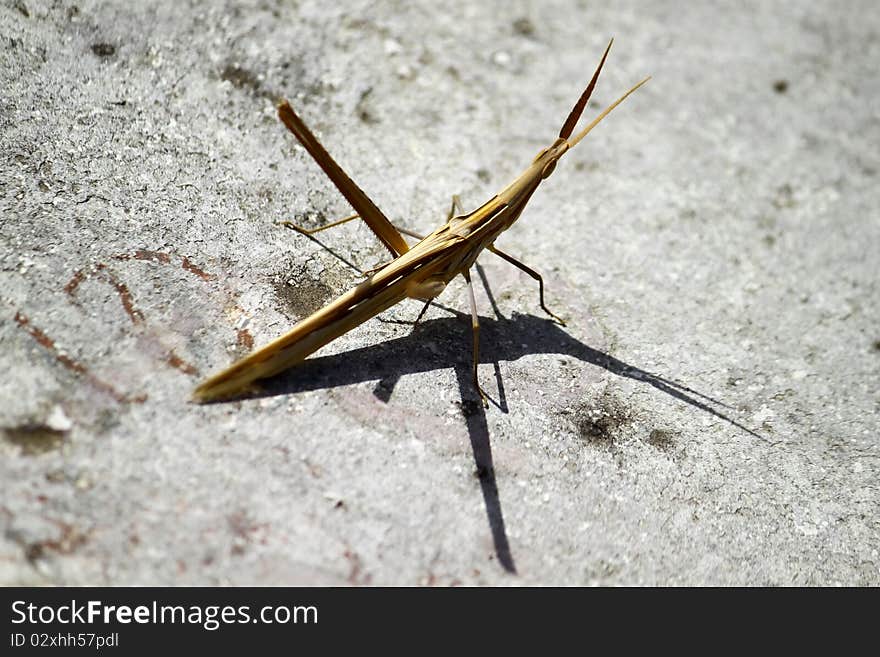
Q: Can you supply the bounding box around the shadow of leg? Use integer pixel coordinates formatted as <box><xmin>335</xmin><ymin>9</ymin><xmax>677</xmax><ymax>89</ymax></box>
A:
<box><xmin>454</xmin><ymin>363</ymin><xmax>517</xmax><ymax>574</ymax></box>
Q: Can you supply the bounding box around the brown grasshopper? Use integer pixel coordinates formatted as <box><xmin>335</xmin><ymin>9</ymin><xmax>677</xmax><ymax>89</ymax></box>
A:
<box><xmin>193</xmin><ymin>40</ymin><xmax>648</xmax><ymax>405</ymax></box>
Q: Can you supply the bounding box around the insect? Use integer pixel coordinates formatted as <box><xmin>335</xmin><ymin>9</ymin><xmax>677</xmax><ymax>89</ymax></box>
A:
<box><xmin>193</xmin><ymin>40</ymin><xmax>648</xmax><ymax>405</ymax></box>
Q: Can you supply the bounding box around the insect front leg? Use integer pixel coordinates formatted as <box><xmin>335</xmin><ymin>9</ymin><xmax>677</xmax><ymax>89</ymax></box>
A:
<box><xmin>463</xmin><ymin>269</ymin><xmax>489</xmax><ymax>408</ymax></box>
<box><xmin>487</xmin><ymin>244</ymin><xmax>566</xmax><ymax>326</ymax></box>
<box><xmin>403</xmin><ymin>275</ymin><xmax>447</xmax><ymax>331</ymax></box>
<box><xmin>277</xmin><ymin>212</ymin><xmax>362</xmax><ymax>236</ymax></box>
<box><xmin>279</xmin><ymin>213</ymin><xmax>424</xmax><ymax>277</ymax></box>
<box><xmin>447</xmin><ymin>194</ymin><xmax>464</xmax><ymax>220</ymax></box>
<box><xmin>279</xmin><ymin>213</ymin><xmax>424</xmax><ymax>240</ymax></box>
<box><xmin>279</xmin><ymin>191</ymin><xmax>463</xmax><ymax>242</ymax></box>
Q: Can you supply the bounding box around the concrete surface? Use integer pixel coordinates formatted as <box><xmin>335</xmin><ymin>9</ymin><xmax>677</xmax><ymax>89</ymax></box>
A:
<box><xmin>1</xmin><ymin>0</ymin><xmax>878</xmax><ymax>585</ymax></box>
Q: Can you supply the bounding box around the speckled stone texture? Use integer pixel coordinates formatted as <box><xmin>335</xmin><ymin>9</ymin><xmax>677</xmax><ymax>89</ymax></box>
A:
<box><xmin>1</xmin><ymin>0</ymin><xmax>878</xmax><ymax>584</ymax></box>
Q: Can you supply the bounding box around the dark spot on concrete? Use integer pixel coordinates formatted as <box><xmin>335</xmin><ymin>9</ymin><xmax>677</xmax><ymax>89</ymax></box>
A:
<box><xmin>258</xmin><ymin>186</ymin><xmax>274</xmax><ymax>203</ymax></box>
<box><xmin>303</xmin><ymin>459</ymin><xmax>323</xmax><ymax>478</ymax></box>
<box><xmin>24</xmin><ymin>521</ymin><xmax>90</xmax><ymax>563</ymax></box>
<box><xmin>571</xmin><ymin>398</ymin><xmax>631</xmax><ymax>446</ymax></box>
<box><xmin>271</xmin><ymin>275</ymin><xmax>334</xmax><ymax>318</ymax></box>
<box><xmin>91</xmin><ymin>43</ymin><xmax>116</xmax><ymax>58</ymax></box>
<box><xmin>14</xmin><ymin>1</ymin><xmax>29</xmax><ymax>18</ymax></box>
<box><xmin>356</xmin><ymin>87</ymin><xmax>379</xmax><ymax>124</ymax></box>
<box><xmin>4</xmin><ymin>425</ymin><xmax>67</xmax><ymax>456</ymax></box>
<box><xmin>763</xmin><ymin>234</ymin><xmax>776</xmax><ymax>247</ymax></box>
<box><xmin>476</xmin><ymin>168</ymin><xmax>491</xmax><ymax>183</ymax></box>
<box><xmin>221</xmin><ymin>64</ymin><xmax>259</xmax><ymax>90</ymax></box>
<box><xmin>227</xmin><ymin>510</ymin><xmax>267</xmax><ymax>556</ymax></box>
<box><xmin>236</xmin><ymin>329</ymin><xmax>254</xmax><ymax>351</ymax></box>
<box><xmin>221</xmin><ymin>64</ymin><xmax>276</xmax><ymax>101</ymax></box>
<box><xmin>344</xmin><ymin>548</ymin><xmax>371</xmax><ymax>584</ymax></box>
<box><xmin>227</xmin><ymin>327</ymin><xmax>256</xmax><ymax>360</ymax></box>
<box><xmin>646</xmin><ymin>428</ymin><xmax>675</xmax><ymax>451</ymax></box>
<box><xmin>773</xmin><ymin>79</ymin><xmax>789</xmax><ymax>94</ymax></box>
<box><xmin>45</xmin><ymin>469</ymin><xmax>66</xmax><ymax>483</ymax></box>
<box><xmin>512</xmin><ymin>17</ymin><xmax>535</xmax><ymax>37</ymax></box>
<box><xmin>773</xmin><ymin>183</ymin><xmax>796</xmax><ymax>209</ymax></box>
<box><xmin>872</xmin><ymin>339</ymin><xmax>880</xmax><ymax>352</ymax></box>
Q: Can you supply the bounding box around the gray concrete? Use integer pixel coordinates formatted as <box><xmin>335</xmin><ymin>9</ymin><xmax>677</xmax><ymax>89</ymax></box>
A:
<box><xmin>1</xmin><ymin>0</ymin><xmax>877</xmax><ymax>585</ymax></box>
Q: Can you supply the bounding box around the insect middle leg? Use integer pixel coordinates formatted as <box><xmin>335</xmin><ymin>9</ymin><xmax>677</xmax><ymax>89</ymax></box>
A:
<box><xmin>487</xmin><ymin>244</ymin><xmax>566</xmax><ymax>326</ymax></box>
<box><xmin>463</xmin><ymin>268</ymin><xmax>489</xmax><ymax>408</ymax></box>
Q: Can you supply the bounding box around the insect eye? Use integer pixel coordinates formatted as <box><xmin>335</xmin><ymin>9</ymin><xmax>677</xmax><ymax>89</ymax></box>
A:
<box><xmin>541</xmin><ymin>160</ymin><xmax>557</xmax><ymax>178</ymax></box>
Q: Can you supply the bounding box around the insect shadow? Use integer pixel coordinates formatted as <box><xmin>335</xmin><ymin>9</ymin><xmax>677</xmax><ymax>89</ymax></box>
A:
<box><xmin>253</xmin><ymin>308</ymin><xmax>759</xmax><ymax>575</ymax></box>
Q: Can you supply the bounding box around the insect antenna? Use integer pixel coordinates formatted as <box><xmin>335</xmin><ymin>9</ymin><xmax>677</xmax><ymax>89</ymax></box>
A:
<box><xmin>558</xmin><ymin>38</ymin><xmax>614</xmax><ymax>140</ymax></box>
<box><xmin>566</xmin><ymin>75</ymin><xmax>650</xmax><ymax>149</ymax></box>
